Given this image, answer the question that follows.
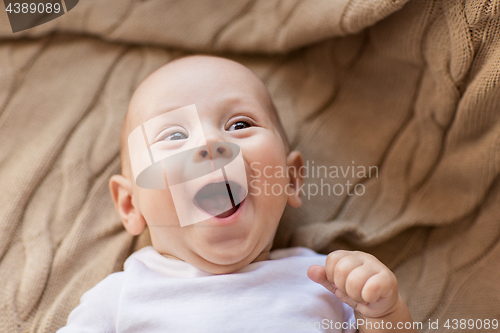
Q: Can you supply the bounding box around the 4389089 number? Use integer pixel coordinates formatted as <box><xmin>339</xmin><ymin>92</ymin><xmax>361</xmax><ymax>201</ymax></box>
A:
<box><xmin>444</xmin><ymin>319</ymin><xmax>498</xmax><ymax>330</ymax></box>
<box><xmin>6</xmin><ymin>2</ymin><xmax>61</xmax><ymax>14</ymax></box>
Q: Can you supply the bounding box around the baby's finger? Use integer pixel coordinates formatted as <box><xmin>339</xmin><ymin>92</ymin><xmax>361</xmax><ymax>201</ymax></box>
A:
<box><xmin>324</xmin><ymin>251</ymin><xmax>356</xmax><ymax>284</ymax></box>
<box><xmin>327</xmin><ymin>255</ymin><xmax>364</xmax><ymax>293</ymax></box>
<box><xmin>332</xmin><ymin>287</ymin><xmax>358</xmax><ymax>309</ymax></box>
<box><xmin>361</xmin><ymin>271</ymin><xmax>397</xmax><ymax>304</ymax></box>
<box><xmin>309</xmin><ymin>266</ymin><xmax>359</xmax><ymax>308</ymax></box>
<box><xmin>344</xmin><ymin>265</ymin><xmax>379</xmax><ymax>304</ymax></box>
<box><xmin>307</xmin><ymin>265</ymin><xmax>336</xmax><ymax>294</ymax></box>
<box><xmin>324</xmin><ymin>251</ymin><xmax>352</xmax><ymax>271</ymax></box>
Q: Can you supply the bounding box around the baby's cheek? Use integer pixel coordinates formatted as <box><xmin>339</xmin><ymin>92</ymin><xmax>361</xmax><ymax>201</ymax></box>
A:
<box><xmin>138</xmin><ymin>188</ymin><xmax>180</xmax><ymax>226</ymax></box>
<box><xmin>246</xmin><ymin>151</ymin><xmax>290</xmax><ymax>206</ymax></box>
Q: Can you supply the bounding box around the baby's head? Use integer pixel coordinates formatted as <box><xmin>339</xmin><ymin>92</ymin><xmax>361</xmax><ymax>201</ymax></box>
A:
<box><xmin>110</xmin><ymin>55</ymin><xmax>304</xmax><ymax>274</ymax></box>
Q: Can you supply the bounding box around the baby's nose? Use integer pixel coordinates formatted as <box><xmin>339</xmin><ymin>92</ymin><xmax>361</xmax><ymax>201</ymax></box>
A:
<box><xmin>198</xmin><ymin>149</ymin><xmax>209</xmax><ymax>159</ymax></box>
<box><xmin>193</xmin><ymin>142</ymin><xmax>234</xmax><ymax>163</ymax></box>
<box><xmin>210</xmin><ymin>142</ymin><xmax>233</xmax><ymax>159</ymax></box>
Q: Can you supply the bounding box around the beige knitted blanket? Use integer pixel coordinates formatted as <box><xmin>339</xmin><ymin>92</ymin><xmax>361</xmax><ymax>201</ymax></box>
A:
<box><xmin>1</xmin><ymin>0</ymin><xmax>499</xmax><ymax>331</ymax></box>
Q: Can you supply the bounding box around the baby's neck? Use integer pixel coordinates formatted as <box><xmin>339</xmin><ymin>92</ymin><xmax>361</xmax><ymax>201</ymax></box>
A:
<box><xmin>161</xmin><ymin>249</ymin><xmax>271</xmax><ymax>264</ymax></box>
<box><xmin>252</xmin><ymin>250</ymin><xmax>270</xmax><ymax>263</ymax></box>
<box><xmin>162</xmin><ymin>254</ymin><xmax>182</xmax><ymax>261</ymax></box>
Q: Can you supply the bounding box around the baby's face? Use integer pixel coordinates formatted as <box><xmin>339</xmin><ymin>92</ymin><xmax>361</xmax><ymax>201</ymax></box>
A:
<box><xmin>122</xmin><ymin>57</ymin><xmax>300</xmax><ymax>274</ymax></box>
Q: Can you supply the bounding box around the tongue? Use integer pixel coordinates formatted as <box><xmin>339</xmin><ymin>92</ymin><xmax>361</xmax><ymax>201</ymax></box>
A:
<box><xmin>196</xmin><ymin>194</ymin><xmax>235</xmax><ymax>217</ymax></box>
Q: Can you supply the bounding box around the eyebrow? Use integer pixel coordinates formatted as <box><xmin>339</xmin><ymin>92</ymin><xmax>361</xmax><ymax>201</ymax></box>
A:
<box><xmin>147</xmin><ymin>104</ymin><xmax>187</xmax><ymax>120</ymax></box>
<box><xmin>136</xmin><ymin>85</ymin><xmax>272</xmax><ymax>129</ymax></box>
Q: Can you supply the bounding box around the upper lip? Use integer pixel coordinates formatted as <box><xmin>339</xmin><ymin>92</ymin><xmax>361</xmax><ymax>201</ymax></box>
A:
<box><xmin>189</xmin><ymin>168</ymin><xmax>246</xmax><ymax>199</ymax></box>
<box><xmin>190</xmin><ymin>172</ymin><xmax>229</xmax><ymax>197</ymax></box>
<box><xmin>193</xmin><ymin>180</ymin><xmax>241</xmax><ymax>203</ymax></box>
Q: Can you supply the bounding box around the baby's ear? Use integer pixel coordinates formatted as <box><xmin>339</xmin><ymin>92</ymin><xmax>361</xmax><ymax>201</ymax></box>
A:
<box><xmin>109</xmin><ymin>175</ymin><xmax>146</xmax><ymax>235</ymax></box>
<box><xmin>286</xmin><ymin>150</ymin><xmax>304</xmax><ymax>208</ymax></box>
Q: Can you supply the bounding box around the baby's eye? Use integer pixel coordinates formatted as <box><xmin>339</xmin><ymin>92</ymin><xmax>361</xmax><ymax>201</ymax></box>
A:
<box><xmin>156</xmin><ymin>126</ymin><xmax>188</xmax><ymax>142</ymax></box>
<box><xmin>228</xmin><ymin>121</ymin><xmax>251</xmax><ymax>131</ymax></box>
<box><xmin>165</xmin><ymin>132</ymin><xmax>188</xmax><ymax>141</ymax></box>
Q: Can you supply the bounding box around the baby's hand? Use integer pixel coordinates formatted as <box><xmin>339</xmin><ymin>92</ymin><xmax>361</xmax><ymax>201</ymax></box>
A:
<box><xmin>308</xmin><ymin>250</ymin><xmax>399</xmax><ymax>319</ymax></box>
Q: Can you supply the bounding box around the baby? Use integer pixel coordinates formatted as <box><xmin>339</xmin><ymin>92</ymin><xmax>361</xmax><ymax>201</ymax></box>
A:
<box><xmin>58</xmin><ymin>55</ymin><xmax>416</xmax><ymax>333</ymax></box>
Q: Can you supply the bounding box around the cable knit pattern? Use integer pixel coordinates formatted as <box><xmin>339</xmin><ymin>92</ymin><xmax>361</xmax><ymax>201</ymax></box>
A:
<box><xmin>0</xmin><ymin>0</ymin><xmax>499</xmax><ymax>331</ymax></box>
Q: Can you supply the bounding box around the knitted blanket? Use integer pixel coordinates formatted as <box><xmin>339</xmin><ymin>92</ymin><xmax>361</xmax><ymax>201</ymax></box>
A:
<box><xmin>1</xmin><ymin>0</ymin><xmax>499</xmax><ymax>331</ymax></box>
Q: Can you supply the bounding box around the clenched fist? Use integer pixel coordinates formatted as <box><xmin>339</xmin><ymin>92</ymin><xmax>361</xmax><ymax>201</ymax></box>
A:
<box><xmin>307</xmin><ymin>250</ymin><xmax>400</xmax><ymax>320</ymax></box>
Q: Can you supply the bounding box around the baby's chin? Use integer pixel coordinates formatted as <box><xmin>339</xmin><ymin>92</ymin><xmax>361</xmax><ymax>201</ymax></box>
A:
<box><xmin>190</xmin><ymin>242</ymin><xmax>268</xmax><ymax>274</ymax></box>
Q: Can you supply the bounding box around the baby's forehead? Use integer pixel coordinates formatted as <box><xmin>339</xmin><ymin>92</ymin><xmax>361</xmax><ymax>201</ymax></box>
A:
<box><xmin>128</xmin><ymin>62</ymin><xmax>271</xmax><ymax>125</ymax></box>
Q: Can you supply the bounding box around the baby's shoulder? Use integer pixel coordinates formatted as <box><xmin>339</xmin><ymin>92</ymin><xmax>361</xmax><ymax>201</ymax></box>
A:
<box><xmin>80</xmin><ymin>270</ymin><xmax>125</xmax><ymax>303</ymax></box>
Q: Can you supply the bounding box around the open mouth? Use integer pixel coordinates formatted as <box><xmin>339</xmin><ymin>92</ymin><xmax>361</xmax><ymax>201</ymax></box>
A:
<box><xmin>193</xmin><ymin>181</ymin><xmax>244</xmax><ymax>218</ymax></box>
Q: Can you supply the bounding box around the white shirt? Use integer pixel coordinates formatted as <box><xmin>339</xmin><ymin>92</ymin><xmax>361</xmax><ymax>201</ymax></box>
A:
<box><xmin>58</xmin><ymin>247</ymin><xmax>356</xmax><ymax>333</ymax></box>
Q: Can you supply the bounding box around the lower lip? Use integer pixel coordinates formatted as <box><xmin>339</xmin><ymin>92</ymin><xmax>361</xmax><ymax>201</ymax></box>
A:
<box><xmin>207</xmin><ymin>198</ymin><xmax>246</xmax><ymax>226</ymax></box>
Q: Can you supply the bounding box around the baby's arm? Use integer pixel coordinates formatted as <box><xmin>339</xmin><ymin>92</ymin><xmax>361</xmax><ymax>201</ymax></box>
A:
<box><xmin>308</xmin><ymin>251</ymin><xmax>416</xmax><ymax>333</ymax></box>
